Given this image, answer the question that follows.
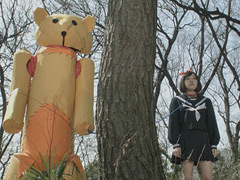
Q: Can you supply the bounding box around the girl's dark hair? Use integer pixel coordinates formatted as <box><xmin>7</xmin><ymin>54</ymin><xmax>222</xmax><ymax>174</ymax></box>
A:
<box><xmin>179</xmin><ymin>71</ymin><xmax>202</xmax><ymax>93</ymax></box>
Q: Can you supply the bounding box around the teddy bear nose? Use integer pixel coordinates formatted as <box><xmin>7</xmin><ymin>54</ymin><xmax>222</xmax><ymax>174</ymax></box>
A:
<box><xmin>61</xmin><ymin>31</ymin><xmax>67</xmax><ymax>37</ymax></box>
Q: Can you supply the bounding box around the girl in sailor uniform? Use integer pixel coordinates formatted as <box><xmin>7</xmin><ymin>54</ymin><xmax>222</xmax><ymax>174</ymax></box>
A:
<box><xmin>168</xmin><ymin>70</ymin><xmax>220</xmax><ymax>180</ymax></box>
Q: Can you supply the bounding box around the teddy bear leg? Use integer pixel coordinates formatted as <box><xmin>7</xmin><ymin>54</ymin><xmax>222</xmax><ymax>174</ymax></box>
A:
<box><xmin>63</xmin><ymin>161</ymin><xmax>86</xmax><ymax>180</ymax></box>
<box><xmin>3</xmin><ymin>154</ymin><xmax>21</xmax><ymax>180</ymax></box>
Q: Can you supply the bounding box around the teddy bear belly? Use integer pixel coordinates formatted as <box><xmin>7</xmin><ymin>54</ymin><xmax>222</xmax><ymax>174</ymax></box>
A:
<box><xmin>21</xmin><ymin>103</ymin><xmax>73</xmax><ymax>162</ymax></box>
<box><xmin>27</xmin><ymin>53</ymin><xmax>76</xmax><ymax>119</ymax></box>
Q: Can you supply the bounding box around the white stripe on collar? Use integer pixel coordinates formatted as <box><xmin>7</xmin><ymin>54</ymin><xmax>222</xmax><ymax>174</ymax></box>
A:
<box><xmin>195</xmin><ymin>97</ymin><xmax>207</xmax><ymax>107</ymax></box>
<box><xmin>176</xmin><ymin>96</ymin><xmax>192</xmax><ymax>106</ymax></box>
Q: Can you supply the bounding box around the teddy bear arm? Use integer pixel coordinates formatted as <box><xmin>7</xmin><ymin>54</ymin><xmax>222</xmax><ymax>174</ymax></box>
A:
<box><xmin>3</xmin><ymin>50</ymin><xmax>32</xmax><ymax>134</ymax></box>
<box><xmin>74</xmin><ymin>58</ymin><xmax>94</xmax><ymax>135</ymax></box>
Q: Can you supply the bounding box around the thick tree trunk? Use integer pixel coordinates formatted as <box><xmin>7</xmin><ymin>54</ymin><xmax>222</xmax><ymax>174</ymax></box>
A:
<box><xmin>96</xmin><ymin>0</ymin><xmax>165</xmax><ymax>179</ymax></box>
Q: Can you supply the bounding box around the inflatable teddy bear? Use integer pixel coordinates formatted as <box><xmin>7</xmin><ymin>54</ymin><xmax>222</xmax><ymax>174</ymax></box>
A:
<box><xmin>2</xmin><ymin>7</ymin><xmax>95</xmax><ymax>180</ymax></box>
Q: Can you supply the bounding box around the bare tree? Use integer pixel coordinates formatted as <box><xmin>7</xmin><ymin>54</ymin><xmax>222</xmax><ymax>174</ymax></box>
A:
<box><xmin>170</xmin><ymin>0</ymin><xmax>240</xmax><ymax>37</ymax></box>
<box><xmin>169</xmin><ymin>0</ymin><xmax>240</xmax><ymax>91</ymax></box>
<box><xmin>96</xmin><ymin>0</ymin><xmax>166</xmax><ymax>179</ymax></box>
<box><xmin>215</xmin><ymin>62</ymin><xmax>240</xmax><ymax>162</ymax></box>
<box><xmin>0</xmin><ymin>0</ymin><xmax>35</xmax><ymax>177</ymax></box>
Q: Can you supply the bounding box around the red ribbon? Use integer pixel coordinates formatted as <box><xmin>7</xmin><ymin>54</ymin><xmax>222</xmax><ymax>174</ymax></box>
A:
<box><xmin>179</xmin><ymin>68</ymin><xmax>193</xmax><ymax>75</ymax></box>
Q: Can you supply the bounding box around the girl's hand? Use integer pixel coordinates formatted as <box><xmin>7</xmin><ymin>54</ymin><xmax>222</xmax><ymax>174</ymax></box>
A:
<box><xmin>172</xmin><ymin>147</ymin><xmax>181</xmax><ymax>158</ymax></box>
<box><xmin>212</xmin><ymin>149</ymin><xmax>217</xmax><ymax>158</ymax></box>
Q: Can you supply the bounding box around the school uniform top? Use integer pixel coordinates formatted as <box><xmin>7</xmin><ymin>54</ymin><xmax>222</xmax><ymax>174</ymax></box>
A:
<box><xmin>168</xmin><ymin>94</ymin><xmax>220</xmax><ymax>149</ymax></box>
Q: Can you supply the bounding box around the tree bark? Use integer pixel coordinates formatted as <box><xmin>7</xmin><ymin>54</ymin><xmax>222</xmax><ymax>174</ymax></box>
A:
<box><xmin>96</xmin><ymin>0</ymin><xmax>165</xmax><ymax>179</ymax></box>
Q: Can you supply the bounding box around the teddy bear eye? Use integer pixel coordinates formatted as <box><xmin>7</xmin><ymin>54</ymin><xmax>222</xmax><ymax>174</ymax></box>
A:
<box><xmin>72</xmin><ymin>20</ymin><xmax>77</xmax><ymax>26</ymax></box>
<box><xmin>52</xmin><ymin>19</ymin><xmax>59</xmax><ymax>23</ymax></box>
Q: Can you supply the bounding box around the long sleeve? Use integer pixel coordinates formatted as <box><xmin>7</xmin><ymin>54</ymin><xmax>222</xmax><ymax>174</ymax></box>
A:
<box><xmin>206</xmin><ymin>98</ymin><xmax>220</xmax><ymax>148</ymax></box>
<box><xmin>168</xmin><ymin>97</ymin><xmax>181</xmax><ymax>146</ymax></box>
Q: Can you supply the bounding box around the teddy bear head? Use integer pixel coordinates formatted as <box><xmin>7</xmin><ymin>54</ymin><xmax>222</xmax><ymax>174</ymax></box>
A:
<box><xmin>34</xmin><ymin>8</ymin><xmax>95</xmax><ymax>54</ymax></box>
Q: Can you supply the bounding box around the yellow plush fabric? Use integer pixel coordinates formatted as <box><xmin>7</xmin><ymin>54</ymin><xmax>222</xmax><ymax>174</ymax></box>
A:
<box><xmin>3</xmin><ymin>7</ymin><xmax>95</xmax><ymax>180</ymax></box>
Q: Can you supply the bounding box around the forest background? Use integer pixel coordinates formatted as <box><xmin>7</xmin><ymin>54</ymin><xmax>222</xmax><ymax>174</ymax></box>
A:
<box><xmin>0</xmin><ymin>0</ymin><xmax>239</xmax><ymax>179</ymax></box>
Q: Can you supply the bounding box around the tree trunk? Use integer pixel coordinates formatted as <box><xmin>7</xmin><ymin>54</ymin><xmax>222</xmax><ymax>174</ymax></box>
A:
<box><xmin>96</xmin><ymin>0</ymin><xmax>165</xmax><ymax>179</ymax></box>
<box><xmin>0</xmin><ymin>64</ymin><xmax>6</xmax><ymax>150</ymax></box>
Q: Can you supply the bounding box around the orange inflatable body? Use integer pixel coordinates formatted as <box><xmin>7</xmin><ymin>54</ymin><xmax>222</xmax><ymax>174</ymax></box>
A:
<box><xmin>2</xmin><ymin>8</ymin><xmax>95</xmax><ymax>180</ymax></box>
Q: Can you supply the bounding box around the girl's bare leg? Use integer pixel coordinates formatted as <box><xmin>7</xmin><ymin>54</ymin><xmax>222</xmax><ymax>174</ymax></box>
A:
<box><xmin>198</xmin><ymin>161</ymin><xmax>213</xmax><ymax>180</ymax></box>
<box><xmin>181</xmin><ymin>160</ymin><xmax>194</xmax><ymax>180</ymax></box>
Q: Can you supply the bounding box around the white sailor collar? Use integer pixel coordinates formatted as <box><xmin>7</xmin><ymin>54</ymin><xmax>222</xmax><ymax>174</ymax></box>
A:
<box><xmin>176</xmin><ymin>95</ymin><xmax>207</xmax><ymax>121</ymax></box>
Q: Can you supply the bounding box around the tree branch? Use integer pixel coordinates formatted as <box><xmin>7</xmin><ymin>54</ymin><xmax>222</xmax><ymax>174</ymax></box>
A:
<box><xmin>170</xmin><ymin>0</ymin><xmax>240</xmax><ymax>37</ymax></box>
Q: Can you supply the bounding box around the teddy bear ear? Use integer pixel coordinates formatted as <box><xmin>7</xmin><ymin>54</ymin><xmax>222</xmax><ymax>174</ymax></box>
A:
<box><xmin>83</xmin><ymin>15</ymin><xmax>95</xmax><ymax>32</ymax></box>
<box><xmin>34</xmin><ymin>8</ymin><xmax>49</xmax><ymax>26</ymax></box>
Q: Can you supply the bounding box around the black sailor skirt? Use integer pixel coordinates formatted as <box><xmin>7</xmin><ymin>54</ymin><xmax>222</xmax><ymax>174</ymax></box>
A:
<box><xmin>170</xmin><ymin>129</ymin><xmax>217</xmax><ymax>165</ymax></box>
